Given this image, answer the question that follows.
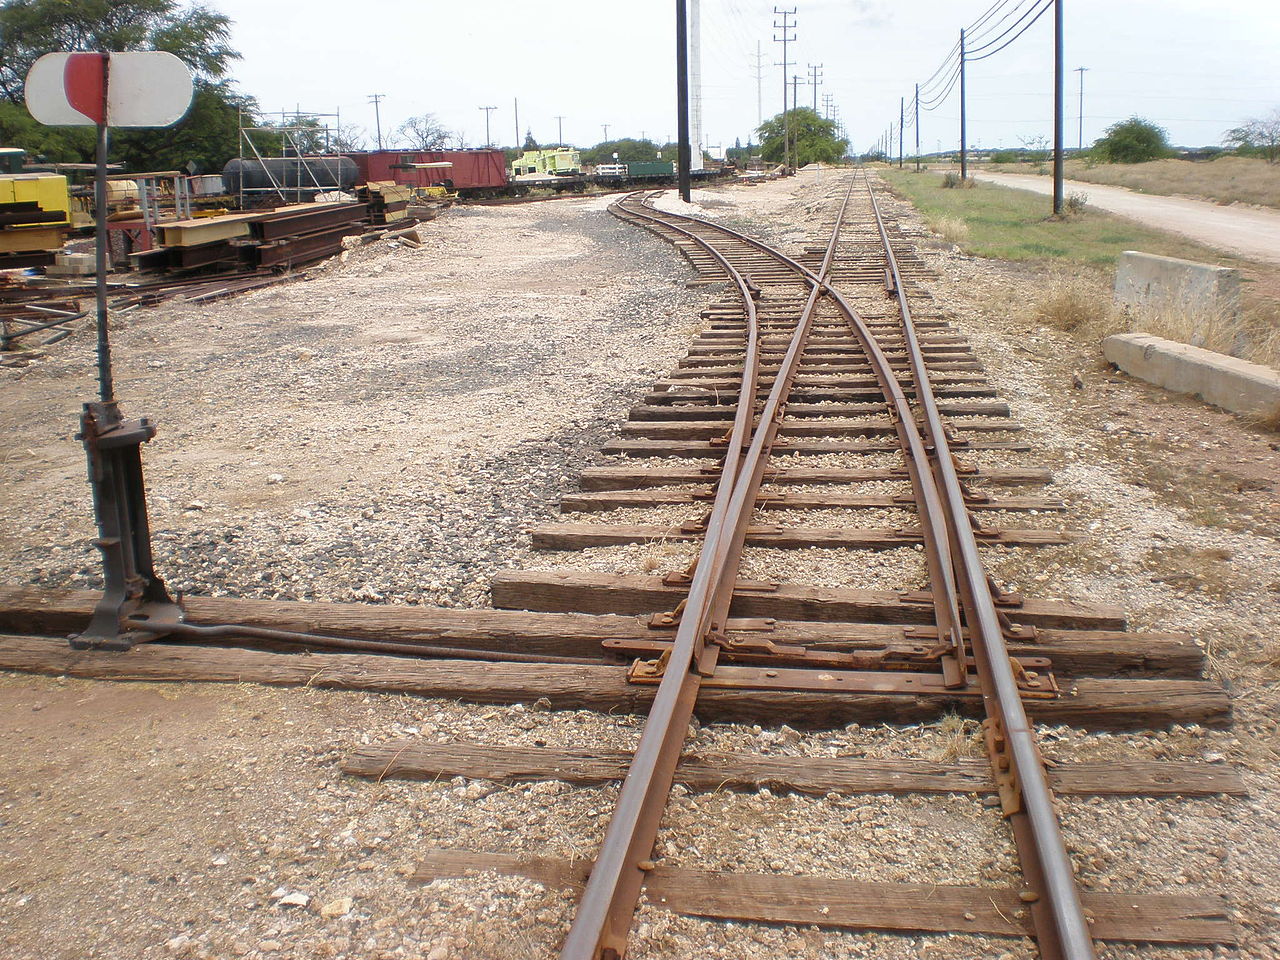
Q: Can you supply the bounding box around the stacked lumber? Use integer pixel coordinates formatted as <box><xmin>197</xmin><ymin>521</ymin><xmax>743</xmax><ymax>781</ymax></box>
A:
<box><xmin>0</xmin><ymin>173</ymin><xmax>71</xmax><ymax>269</ymax></box>
<box><xmin>359</xmin><ymin>181</ymin><xmax>412</xmax><ymax>224</ymax></box>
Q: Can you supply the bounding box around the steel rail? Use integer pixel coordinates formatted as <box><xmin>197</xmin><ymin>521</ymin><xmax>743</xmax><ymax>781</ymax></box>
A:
<box><xmin>561</xmin><ymin>187</ymin><xmax>853</xmax><ymax>960</ymax></box>
<box><xmin>633</xmin><ymin>190</ymin><xmax>970</xmax><ymax>683</ymax></box>
<box><xmin>862</xmin><ymin>169</ymin><xmax>1097</xmax><ymax>960</ymax></box>
<box><xmin>557</xmin><ymin>193</ymin><xmax>770</xmax><ymax>960</ymax></box>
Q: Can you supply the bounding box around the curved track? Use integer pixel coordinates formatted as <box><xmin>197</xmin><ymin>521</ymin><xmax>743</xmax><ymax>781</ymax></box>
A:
<box><xmin>560</xmin><ymin>178</ymin><xmax>1094</xmax><ymax>959</ymax></box>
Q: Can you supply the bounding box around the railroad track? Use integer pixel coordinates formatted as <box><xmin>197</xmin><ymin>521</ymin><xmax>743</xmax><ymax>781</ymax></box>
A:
<box><xmin>0</xmin><ymin>172</ymin><xmax>1238</xmax><ymax>957</ymax></box>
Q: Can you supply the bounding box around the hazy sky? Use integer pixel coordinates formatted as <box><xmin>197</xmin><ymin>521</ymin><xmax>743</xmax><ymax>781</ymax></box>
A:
<box><xmin>213</xmin><ymin>0</ymin><xmax>1278</xmax><ymax>153</ymax></box>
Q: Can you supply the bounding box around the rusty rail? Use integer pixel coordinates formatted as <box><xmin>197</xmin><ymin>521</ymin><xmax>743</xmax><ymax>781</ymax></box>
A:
<box><xmin>580</xmin><ymin>174</ymin><xmax>1097</xmax><ymax>959</ymax></box>
<box><xmin>863</xmin><ymin>169</ymin><xmax>1097</xmax><ymax>960</ymax></box>
<box><xmin>560</xmin><ymin>186</ymin><xmax>855</xmax><ymax>959</ymax></box>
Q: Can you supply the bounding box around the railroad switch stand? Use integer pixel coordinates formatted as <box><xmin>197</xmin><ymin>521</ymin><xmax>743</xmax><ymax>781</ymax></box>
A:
<box><xmin>73</xmin><ymin>400</ymin><xmax>182</xmax><ymax>650</ymax></box>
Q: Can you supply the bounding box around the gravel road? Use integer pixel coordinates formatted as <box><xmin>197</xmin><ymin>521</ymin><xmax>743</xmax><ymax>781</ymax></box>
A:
<box><xmin>973</xmin><ymin>170</ymin><xmax>1280</xmax><ymax>264</ymax></box>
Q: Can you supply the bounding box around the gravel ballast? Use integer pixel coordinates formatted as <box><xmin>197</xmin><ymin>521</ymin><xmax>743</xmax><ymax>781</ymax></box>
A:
<box><xmin>1</xmin><ymin>173</ymin><xmax>1275</xmax><ymax>959</ymax></box>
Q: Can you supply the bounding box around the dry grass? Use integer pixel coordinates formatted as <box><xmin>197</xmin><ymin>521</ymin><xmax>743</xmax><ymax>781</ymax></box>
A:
<box><xmin>927</xmin><ymin>214</ymin><xmax>971</xmax><ymax>243</ymax></box>
<box><xmin>1028</xmin><ymin>269</ymin><xmax>1280</xmax><ymax>369</ymax></box>
<box><xmin>1029</xmin><ymin>270</ymin><xmax>1126</xmax><ymax>340</ymax></box>
<box><xmin>927</xmin><ymin>713</ymin><xmax>984</xmax><ymax>762</ymax></box>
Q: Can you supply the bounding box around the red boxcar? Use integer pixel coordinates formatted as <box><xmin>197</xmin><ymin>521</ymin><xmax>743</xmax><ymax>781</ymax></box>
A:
<box><xmin>347</xmin><ymin>149</ymin><xmax>509</xmax><ymax>194</ymax></box>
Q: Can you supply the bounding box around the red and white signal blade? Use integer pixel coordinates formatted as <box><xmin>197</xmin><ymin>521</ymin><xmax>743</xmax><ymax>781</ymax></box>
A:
<box><xmin>25</xmin><ymin>52</ymin><xmax>193</xmax><ymax>128</ymax></box>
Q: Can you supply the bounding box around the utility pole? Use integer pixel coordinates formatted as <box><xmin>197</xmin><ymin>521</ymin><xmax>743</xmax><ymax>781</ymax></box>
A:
<box><xmin>479</xmin><ymin>106</ymin><xmax>497</xmax><ymax>147</ymax></box>
<box><xmin>899</xmin><ymin>96</ymin><xmax>904</xmax><ymax>168</ymax></box>
<box><xmin>792</xmin><ymin>74</ymin><xmax>802</xmax><ymax>161</ymax></box>
<box><xmin>751</xmin><ymin>42</ymin><xmax>766</xmax><ymax>127</ymax></box>
<box><xmin>1075</xmin><ymin>66</ymin><xmax>1088</xmax><ymax>151</ymax></box>
<box><xmin>555</xmin><ymin>115</ymin><xmax>566</xmax><ymax>147</ymax></box>
<box><xmin>914</xmin><ymin>83</ymin><xmax>921</xmax><ymax>172</ymax></box>
<box><xmin>676</xmin><ymin>0</ymin><xmax>691</xmax><ymax>201</ymax></box>
<box><xmin>602</xmin><ymin>123</ymin><xmax>610</xmax><ymax>143</ymax></box>
<box><xmin>514</xmin><ymin>97</ymin><xmax>519</xmax><ymax>148</ymax></box>
<box><xmin>959</xmin><ymin>28</ymin><xmax>968</xmax><ymax>180</ymax></box>
<box><xmin>1052</xmin><ymin>0</ymin><xmax>1064</xmax><ymax>214</ymax></box>
<box><xmin>773</xmin><ymin>7</ymin><xmax>796</xmax><ymax>170</ymax></box>
<box><xmin>368</xmin><ymin>93</ymin><xmax>384</xmax><ymax>151</ymax></box>
<box><xmin>821</xmin><ymin>92</ymin><xmax>833</xmax><ymax>119</ymax></box>
<box><xmin>808</xmin><ymin>63</ymin><xmax>823</xmax><ymax>112</ymax></box>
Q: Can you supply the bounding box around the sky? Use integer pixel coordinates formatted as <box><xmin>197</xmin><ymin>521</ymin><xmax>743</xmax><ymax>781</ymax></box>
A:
<box><xmin>212</xmin><ymin>0</ymin><xmax>1279</xmax><ymax>155</ymax></box>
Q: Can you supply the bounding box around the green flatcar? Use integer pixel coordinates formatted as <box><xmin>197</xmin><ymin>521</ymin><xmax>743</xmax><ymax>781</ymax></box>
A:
<box><xmin>625</xmin><ymin>161</ymin><xmax>675</xmax><ymax>179</ymax></box>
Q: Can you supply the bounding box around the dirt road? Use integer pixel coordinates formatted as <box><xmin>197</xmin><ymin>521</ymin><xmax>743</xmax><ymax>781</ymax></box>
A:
<box><xmin>974</xmin><ymin>170</ymin><xmax>1280</xmax><ymax>264</ymax></box>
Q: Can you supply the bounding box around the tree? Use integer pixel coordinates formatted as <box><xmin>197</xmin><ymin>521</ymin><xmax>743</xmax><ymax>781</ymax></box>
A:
<box><xmin>522</xmin><ymin>129</ymin><xmax>538</xmax><ymax>151</ymax></box>
<box><xmin>756</xmin><ymin>108</ymin><xmax>848</xmax><ymax>166</ymax></box>
<box><xmin>0</xmin><ymin>1</ymin><xmax>246</xmax><ymax>172</ymax></box>
<box><xmin>395</xmin><ymin>114</ymin><xmax>450</xmax><ymax>151</ymax></box>
<box><xmin>1092</xmin><ymin>117</ymin><xmax>1172</xmax><ymax>164</ymax></box>
<box><xmin>0</xmin><ymin>0</ymin><xmax>237</xmax><ymax>103</ymax></box>
<box><xmin>1018</xmin><ymin>134</ymin><xmax>1050</xmax><ymax>162</ymax></box>
<box><xmin>579</xmin><ymin>138</ymin><xmax>664</xmax><ymax>165</ymax></box>
<box><xmin>1224</xmin><ymin>109</ymin><xmax>1280</xmax><ymax>164</ymax></box>
<box><xmin>331</xmin><ymin>123</ymin><xmax>369</xmax><ymax>153</ymax></box>
<box><xmin>113</xmin><ymin>80</ymin><xmax>256</xmax><ymax>172</ymax></box>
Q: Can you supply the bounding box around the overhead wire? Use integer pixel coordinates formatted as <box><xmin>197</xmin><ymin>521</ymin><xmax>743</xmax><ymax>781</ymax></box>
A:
<box><xmin>966</xmin><ymin>0</ymin><xmax>1018</xmax><ymax>34</ymax></box>
<box><xmin>967</xmin><ymin>0</ymin><xmax>1054</xmax><ymax>60</ymax></box>
<box><xmin>966</xmin><ymin>0</ymin><xmax>1039</xmax><ymax>47</ymax></box>
<box><xmin>921</xmin><ymin>60</ymin><xmax>962</xmax><ymax>110</ymax></box>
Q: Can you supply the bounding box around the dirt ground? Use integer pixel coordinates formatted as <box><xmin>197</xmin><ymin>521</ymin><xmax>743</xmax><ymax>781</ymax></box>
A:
<box><xmin>1</xmin><ymin>173</ymin><xmax>1278</xmax><ymax>959</ymax></box>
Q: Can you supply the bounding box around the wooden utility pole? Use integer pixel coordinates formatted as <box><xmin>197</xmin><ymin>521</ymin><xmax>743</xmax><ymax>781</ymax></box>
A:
<box><xmin>368</xmin><ymin>93</ymin><xmax>384</xmax><ymax>151</ymax></box>
<box><xmin>1052</xmin><ymin>0</ymin><xmax>1064</xmax><ymax>214</ymax></box>
<box><xmin>773</xmin><ymin>7</ymin><xmax>796</xmax><ymax>170</ymax></box>
<box><xmin>959</xmin><ymin>29</ymin><xmax>968</xmax><ymax>179</ymax></box>
<box><xmin>676</xmin><ymin>0</ymin><xmax>691</xmax><ymax>201</ymax></box>
<box><xmin>914</xmin><ymin>83</ymin><xmax>921</xmax><ymax>171</ymax></box>
<box><xmin>1075</xmin><ymin>66</ymin><xmax>1088</xmax><ymax>150</ymax></box>
<box><xmin>479</xmin><ymin>105</ymin><xmax>497</xmax><ymax>147</ymax></box>
<box><xmin>899</xmin><ymin>96</ymin><xmax>904</xmax><ymax>168</ymax></box>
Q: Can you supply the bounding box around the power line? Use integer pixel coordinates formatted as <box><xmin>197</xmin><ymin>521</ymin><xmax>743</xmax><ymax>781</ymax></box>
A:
<box><xmin>968</xmin><ymin>0</ymin><xmax>1038</xmax><ymax>46</ymax></box>
<box><xmin>967</xmin><ymin>0</ymin><xmax>1018</xmax><ymax>34</ymax></box>
<box><xmin>808</xmin><ymin>63</ymin><xmax>823</xmax><ymax>113</ymax></box>
<box><xmin>773</xmin><ymin>7</ymin><xmax>796</xmax><ymax>169</ymax></box>
<box><xmin>967</xmin><ymin>0</ymin><xmax>1054</xmax><ymax>60</ymax></box>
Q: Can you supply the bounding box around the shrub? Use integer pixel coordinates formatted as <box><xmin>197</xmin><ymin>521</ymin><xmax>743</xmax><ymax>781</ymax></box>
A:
<box><xmin>941</xmin><ymin>172</ymin><xmax>974</xmax><ymax>189</ymax></box>
<box><xmin>1063</xmin><ymin>191</ymin><xmax>1088</xmax><ymax>215</ymax></box>
<box><xmin>927</xmin><ymin>215</ymin><xmax>970</xmax><ymax>243</ymax></box>
<box><xmin>1093</xmin><ymin>117</ymin><xmax>1172</xmax><ymax>164</ymax></box>
<box><xmin>1031</xmin><ymin>272</ymin><xmax>1122</xmax><ymax>336</ymax></box>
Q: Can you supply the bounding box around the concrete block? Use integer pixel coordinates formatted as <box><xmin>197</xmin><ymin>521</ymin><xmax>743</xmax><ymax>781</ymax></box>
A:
<box><xmin>45</xmin><ymin>251</ymin><xmax>95</xmax><ymax>276</ymax></box>
<box><xmin>1114</xmin><ymin>251</ymin><xmax>1241</xmax><ymax>328</ymax></box>
<box><xmin>1103</xmin><ymin>332</ymin><xmax>1280</xmax><ymax>418</ymax></box>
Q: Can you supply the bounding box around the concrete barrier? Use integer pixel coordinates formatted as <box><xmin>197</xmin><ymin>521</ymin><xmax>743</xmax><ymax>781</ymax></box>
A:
<box><xmin>1114</xmin><ymin>251</ymin><xmax>1241</xmax><ymax>326</ymax></box>
<box><xmin>1103</xmin><ymin>332</ymin><xmax>1280</xmax><ymax>418</ymax></box>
